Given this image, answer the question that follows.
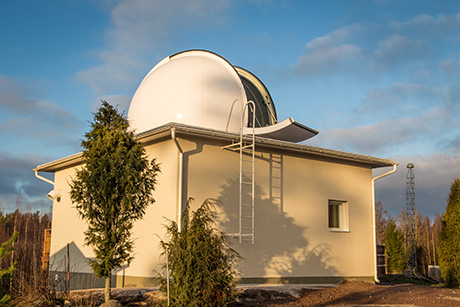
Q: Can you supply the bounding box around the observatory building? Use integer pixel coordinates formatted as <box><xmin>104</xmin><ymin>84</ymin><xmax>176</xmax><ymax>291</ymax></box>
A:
<box><xmin>35</xmin><ymin>50</ymin><xmax>396</xmax><ymax>289</ymax></box>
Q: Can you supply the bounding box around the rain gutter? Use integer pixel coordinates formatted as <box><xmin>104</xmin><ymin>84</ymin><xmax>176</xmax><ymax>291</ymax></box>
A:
<box><xmin>371</xmin><ymin>163</ymin><xmax>398</xmax><ymax>283</ymax></box>
<box><xmin>35</xmin><ymin>170</ymin><xmax>54</xmax><ymax>186</ymax></box>
<box><xmin>171</xmin><ymin>128</ymin><xmax>184</xmax><ymax>230</ymax></box>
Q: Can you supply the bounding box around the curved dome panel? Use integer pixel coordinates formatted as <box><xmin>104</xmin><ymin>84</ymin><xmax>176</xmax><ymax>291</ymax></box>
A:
<box><xmin>128</xmin><ymin>50</ymin><xmax>247</xmax><ymax>134</ymax></box>
<box><xmin>235</xmin><ymin>67</ymin><xmax>277</xmax><ymax>128</ymax></box>
<box><xmin>127</xmin><ymin>50</ymin><xmax>316</xmax><ymax>142</ymax></box>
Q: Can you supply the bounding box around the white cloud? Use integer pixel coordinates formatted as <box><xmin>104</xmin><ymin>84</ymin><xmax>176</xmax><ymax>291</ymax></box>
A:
<box><xmin>375</xmin><ymin>153</ymin><xmax>460</xmax><ymax>217</ymax></box>
<box><xmin>0</xmin><ymin>151</ymin><xmax>53</xmax><ymax>213</ymax></box>
<box><xmin>371</xmin><ymin>34</ymin><xmax>428</xmax><ymax>71</ymax></box>
<box><xmin>293</xmin><ymin>23</ymin><xmax>370</xmax><ymax>76</ymax></box>
<box><xmin>76</xmin><ymin>0</ymin><xmax>230</xmax><ymax>94</ymax></box>
<box><xmin>305</xmin><ymin>78</ymin><xmax>460</xmax><ymax>178</ymax></box>
<box><xmin>359</xmin><ymin>82</ymin><xmax>443</xmax><ymax>114</ymax></box>
<box><xmin>295</xmin><ymin>44</ymin><xmax>363</xmax><ymax>76</ymax></box>
<box><xmin>0</xmin><ymin>75</ymin><xmax>83</xmax><ymax>156</ymax></box>
<box><xmin>305</xmin><ymin>23</ymin><xmax>366</xmax><ymax>51</ymax></box>
<box><xmin>444</xmin><ymin>134</ymin><xmax>460</xmax><ymax>153</ymax></box>
<box><xmin>444</xmin><ymin>82</ymin><xmax>460</xmax><ymax>112</ymax></box>
<box><xmin>391</xmin><ymin>12</ymin><xmax>460</xmax><ymax>39</ymax></box>
<box><xmin>294</xmin><ymin>11</ymin><xmax>459</xmax><ymax>79</ymax></box>
<box><xmin>0</xmin><ymin>75</ymin><xmax>80</xmax><ymax>123</ymax></box>
<box><xmin>0</xmin><ymin>75</ymin><xmax>37</xmax><ymax>112</ymax></box>
<box><xmin>308</xmin><ymin>108</ymin><xmax>447</xmax><ymax>157</ymax></box>
<box><xmin>295</xmin><ymin>10</ymin><xmax>460</xmax><ymax>163</ymax></box>
<box><xmin>438</xmin><ymin>57</ymin><xmax>460</xmax><ymax>79</ymax></box>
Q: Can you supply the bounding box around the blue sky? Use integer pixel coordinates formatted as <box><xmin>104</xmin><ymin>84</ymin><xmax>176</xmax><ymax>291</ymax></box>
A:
<box><xmin>1</xmin><ymin>0</ymin><xmax>460</xmax><ymax>218</ymax></box>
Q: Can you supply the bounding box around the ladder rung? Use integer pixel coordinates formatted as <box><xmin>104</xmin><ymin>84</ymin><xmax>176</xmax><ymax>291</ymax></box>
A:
<box><xmin>241</xmin><ymin>145</ymin><xmax>254</xmax><ymax>149</ymax></box>
<box><xmin>242</xmin><ymin>170</ymin><xmax>254</xmax><ymax>173</ymax></box>
<box><xmin>240</xmin><ymin>227</ymin><xmax>253</xmax><ymax>230</ymax></box>
<box><xmin>242</xmin><ymin>181</ymin><xmax>253</xmax><ymax>184</ymax></box>
<box><xmin>241</xmin><ymin>192</ymin><xmax>253</xmax><ymax>196</ymax></box>
<box><xmin>222</xmin><ymin>142</ymin><xmax>241</xmax><ymax>150</ymax></box>
<box><xmin>242</xmin><ymin>159</ymin><xmax>253</xmax><ymax>162</ymax></box>
<box><xmin>241</xmin><ymin>204</ymin><xmax>253</xmax><ymax>207</ymax></box>
<box><xmin>241</xmin><ymin>215</ymin><xmax>253</xmax><ymax>219</ymax></box>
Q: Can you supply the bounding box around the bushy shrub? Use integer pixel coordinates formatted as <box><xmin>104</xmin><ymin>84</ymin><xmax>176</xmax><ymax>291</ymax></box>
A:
<box><xmin>159</xmin><ymin>199</ymin><xmax>241</xmax><ymax>307</ymax></box>
<box><xmin>444</xmin><ymin>266</ymin><xmax>459</xmax><ymax>288</ymax></box>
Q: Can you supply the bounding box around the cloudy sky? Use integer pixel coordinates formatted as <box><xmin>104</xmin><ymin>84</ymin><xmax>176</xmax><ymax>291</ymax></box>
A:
<box><xmin>1</xmin><ymin>0</ymin><xmax>459</xmax><ymax>218</ymax></box>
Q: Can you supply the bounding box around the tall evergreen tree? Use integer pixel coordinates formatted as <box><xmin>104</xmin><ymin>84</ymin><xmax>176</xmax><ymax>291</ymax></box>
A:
<box><xmin>384</xmin><ymin>218</ymin><xmax>406</xmax><ymax>274</ymax></box>
<box><xmin>159</xmin><ymin>199</ymin><xmax>241</xmax><ymax>307</ymax></box>
<box><xmin>70</xmin><ymin>101</ymin><xmax>160</xmax><ymax>302</ymax></box>
<box><xmin>438</xmin><ymin>178</ymin><xmax>460</xmax><ymax>287</ymax></box>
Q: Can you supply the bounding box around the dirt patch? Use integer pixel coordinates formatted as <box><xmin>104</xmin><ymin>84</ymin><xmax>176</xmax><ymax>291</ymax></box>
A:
<box><xmin>232</xmin><ymin>280</ymin><xmax>460</xmax><ymax>307</ymax></box>
<box><xmin>64</xmin><ymin>280</ymin><xmax>460</xmax><ymax>306</ymax></box>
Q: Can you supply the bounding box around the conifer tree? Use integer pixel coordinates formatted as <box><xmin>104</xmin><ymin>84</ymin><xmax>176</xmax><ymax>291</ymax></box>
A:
<box><xmin>159</xmin><ymin>199</ymin><xmax>241</xmax><ymax>307</ymax></box>
<box><xmin>70</xmin><ymin>101</ymin><xmax>160</xmax><ymax>302</ymax></box>
<box><xmin>438</xmin><ymin>178</ymin><xmax>460</xmax><ymax>287</ymax></box>
<box><xmin>384</xmin><ymin>218</ymin><xmax>406</xmax><ymax>274</ymax></box>
<box><xmin>0</xmin><ymin>232</ymin><xmax>17</xmax><ymax>307</ymax></box>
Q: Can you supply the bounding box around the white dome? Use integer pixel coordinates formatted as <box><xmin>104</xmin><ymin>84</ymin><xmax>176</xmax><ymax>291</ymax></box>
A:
<box><xmin>128</xmin><ymin>50</ymin><xmax>250</xmax><ymax>134</ymax></box>
<box><xmin>127</xmin><ymin>50</ymin><xmax>318</xmax><ymax>143</ymax></box>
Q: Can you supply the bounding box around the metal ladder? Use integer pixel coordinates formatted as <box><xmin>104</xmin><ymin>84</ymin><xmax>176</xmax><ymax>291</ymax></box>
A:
<box><xmin>269</xmin><ymin>153</ymin><xmax>283</xmax><ymax>212</ymax></box>
<box><xmin>222</xmin><ymin>101</ymin><xmax>256</xmax><ymax>243</ymax></box>
<box><xmin>239</xmin><ymin>101</ymin><xmax>255</xmax><ymax>243</ymax></box>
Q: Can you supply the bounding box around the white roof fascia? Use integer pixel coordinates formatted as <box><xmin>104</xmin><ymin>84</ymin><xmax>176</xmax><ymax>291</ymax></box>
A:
<box><xmin>35</xmin><ymin>122</ymin><xmax>394</xmax><ymax>172</ymax></box>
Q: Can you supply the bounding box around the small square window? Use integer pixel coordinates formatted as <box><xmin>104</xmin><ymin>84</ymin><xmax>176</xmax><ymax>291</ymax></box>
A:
<box><xmin>328</xmin><ymin>200</ymin><xmax>349</xmax><ymax>232</ymax></box>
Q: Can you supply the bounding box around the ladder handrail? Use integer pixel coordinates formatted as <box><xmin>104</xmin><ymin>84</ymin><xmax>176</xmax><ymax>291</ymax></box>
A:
<box><xmin>221</xmin><ymin>101</ymin><xmax>256</xmax><ymax>244</ymax></box>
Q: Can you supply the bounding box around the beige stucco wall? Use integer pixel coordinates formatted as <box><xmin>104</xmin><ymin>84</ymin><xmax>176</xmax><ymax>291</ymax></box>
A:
<box><xmin>49</xmin><ymin>140</ymin><xmax>180</xmax><ymax>287</ymax></box>
<box><xmin>181</xmin><ymin>136</ymin><xmax>374</xmax><ymax>281</ymax></box>
<box><xmin>50</xmin><ymin>166</ymin><xmax>93</xmax><ymax>275</ymax></box>
<box><xmin>49</xmin><ymin>134</ymin><xmax>376</xmax><ymax>288</ymax></box>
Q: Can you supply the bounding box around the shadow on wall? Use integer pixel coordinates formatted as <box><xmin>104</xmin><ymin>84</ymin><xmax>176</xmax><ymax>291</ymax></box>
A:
<box><xmin>50</xmin><ymin>241</ymin><xmax>117</xmax><ymax>290</ymax></box>
<box><xmin>216</xmin><ymin>173</ymin><xmax>339</xmax><ymax>282</ymax></box>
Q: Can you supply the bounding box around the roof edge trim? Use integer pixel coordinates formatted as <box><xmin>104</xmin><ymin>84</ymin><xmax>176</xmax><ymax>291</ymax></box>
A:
<box><xmin>35</xmin><ymin>123</ymin><xmax>394</xmax><ymax>172</ymax></box>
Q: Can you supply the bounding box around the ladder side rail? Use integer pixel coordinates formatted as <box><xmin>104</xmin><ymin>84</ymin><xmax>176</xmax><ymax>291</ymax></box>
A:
<box><xmin>239</xmin><ymin>103</ymin><xmax>244</xmax><ymax>244</ymax></box>
<box><xmin>248</xmin><ymin>101</ymin><xmax>256</xmax><ymax>244</ymax></box>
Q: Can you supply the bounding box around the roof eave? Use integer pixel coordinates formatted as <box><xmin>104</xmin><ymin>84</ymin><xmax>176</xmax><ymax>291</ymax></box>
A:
<box><xmin>138</xmin><ymin>123</ymin><xmax>395</xmax><ymax>168</ymax></box>
<box><xmin>35</xmin><ymin>122</ymin><xmax>395</xmax><ymax>172</ymax></box>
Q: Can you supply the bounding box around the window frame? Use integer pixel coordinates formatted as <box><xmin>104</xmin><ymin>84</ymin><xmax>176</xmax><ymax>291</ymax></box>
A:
<box><xmin>328</xmin><ymin>200</ymin><xmax>350</xmax><ymax>233</ymax></box>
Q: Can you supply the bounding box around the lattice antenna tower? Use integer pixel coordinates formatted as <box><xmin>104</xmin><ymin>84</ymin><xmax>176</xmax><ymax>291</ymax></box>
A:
<box><xmin>405</xmin><ymin>163</ymin><xmax>416</xmax><ymax>270</ymax></box>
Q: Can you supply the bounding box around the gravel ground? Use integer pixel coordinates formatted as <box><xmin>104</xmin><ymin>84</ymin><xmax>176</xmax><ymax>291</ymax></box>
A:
<box><xmin>231</xmin><ymin>280</ymin><xmax>460</xmax><ymax>307</ymax></box>
<box><xmin>63</xmin><ymin>280</ymin><xmax>460</xmax><ymax>307</ymax></box>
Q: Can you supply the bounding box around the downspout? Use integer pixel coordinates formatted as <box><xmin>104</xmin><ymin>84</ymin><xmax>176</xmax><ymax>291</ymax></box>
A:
<box><xmin>371</xmin><ymin>163</ymin><xmax>398</xmax><ymax>283</ymax></box>
<box><xmin>171</xmin><ymin>128</ymin><xmax>184</xmax><ymax>230</ymax></box>
<box><xmin>35</xmin><ymin>170</ymin><xmax>54</xmax><ymax>186</ymax></box>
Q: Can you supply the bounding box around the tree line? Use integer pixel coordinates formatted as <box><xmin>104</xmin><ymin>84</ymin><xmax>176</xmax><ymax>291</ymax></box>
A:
<box><xmin>0</xmin><ymin>208</ymin><xmax>52</xmax><ymax>304</ymax></box>
<box><xmin>377</xmin><ymin>178</ymin><xmax>460</xmax><ymax>287</ymax></box>
<box><xmin>375</xmin><ymin>200</ymin><xmax>443</xmax><ymax>275</ymax></box>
